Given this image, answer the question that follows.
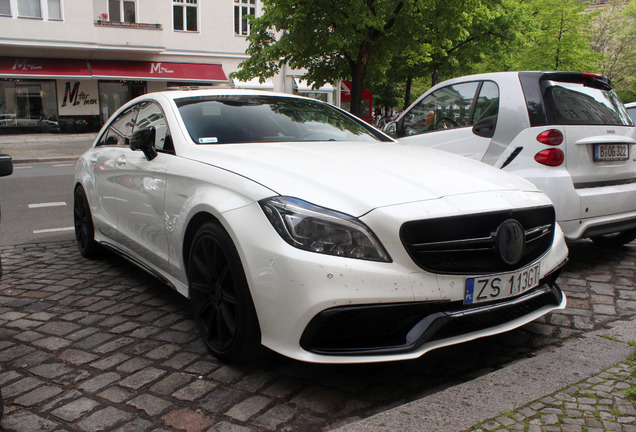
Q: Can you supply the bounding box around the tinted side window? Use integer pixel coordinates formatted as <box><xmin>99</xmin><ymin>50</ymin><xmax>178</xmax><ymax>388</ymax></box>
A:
<box><xmin>135</xmin><ymin>101</ymin><xmax>174</xmax><ymax>153</ymax></box>
<box><xmin>401</xmin><ymin>82</ymin><xmax>479</xmax><ymax>136</ymax></box>
<box><xmin>473</xmin><ymin>81</ymin><xmax>499</xmax><ymax>122</ymax></box>
<box><xmin>98</xmin><ymin>106</ymin><xmax>138</xmax><ymax>147</ymax></box>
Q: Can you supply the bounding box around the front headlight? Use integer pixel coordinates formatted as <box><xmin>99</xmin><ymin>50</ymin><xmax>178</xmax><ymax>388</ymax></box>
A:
<box><xmin>260</xmin><ymin>197</ymin><xmax>391</xmax><ymax>262</ymax></box>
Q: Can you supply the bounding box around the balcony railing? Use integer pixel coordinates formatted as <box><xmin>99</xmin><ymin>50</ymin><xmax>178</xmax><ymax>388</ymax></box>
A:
<box><xmin>94</xmin><ymin>20</ymin><xmax>162</xmax><ymax>30</ymax></box>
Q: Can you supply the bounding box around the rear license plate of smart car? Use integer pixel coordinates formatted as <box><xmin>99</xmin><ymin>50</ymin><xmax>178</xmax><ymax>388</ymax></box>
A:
<box><xmin>464</xmin><ymin>263</ymin><xmax>541</xmax><ymax>305</ymax></box>
<box><xmin>593</xmin><ymin>144</ymin><xmax>629</xmax><ymax>161</ymax></box>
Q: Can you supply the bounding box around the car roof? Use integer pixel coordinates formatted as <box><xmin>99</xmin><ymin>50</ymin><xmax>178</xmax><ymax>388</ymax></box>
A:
<box><xmin>154</xmin><ymin>88</ymin><xmax>316</xmax><ymax>102</ymax></box>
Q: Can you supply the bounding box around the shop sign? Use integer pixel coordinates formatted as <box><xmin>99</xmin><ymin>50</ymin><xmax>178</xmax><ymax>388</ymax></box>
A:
<box><xmin>57</xmin><ymin>80</ymin><xmax>99</xmax><ymax>116</ymax></box>
<box><xmin>150</xmin><ymin>63</ymin><xmax>175</xmax><ymax>75</ymax></box>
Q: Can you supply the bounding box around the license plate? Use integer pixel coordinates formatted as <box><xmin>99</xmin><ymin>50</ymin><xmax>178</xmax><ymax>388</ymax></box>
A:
<box><xmin>594</xmin><ymin>144</ymin><xmax>629</xmax><ymax>161</ymax></box>
<box><xmin>464</xmin><ymin>263</ymin><xmax>541</xmax><ymax>305</ymax></box>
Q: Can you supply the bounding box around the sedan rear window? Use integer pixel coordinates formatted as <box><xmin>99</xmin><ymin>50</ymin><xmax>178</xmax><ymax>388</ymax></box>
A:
<box><xmin>175</xmin><ymin>95</ymin><xmax>389</xmax><ymax>144</ymax></box>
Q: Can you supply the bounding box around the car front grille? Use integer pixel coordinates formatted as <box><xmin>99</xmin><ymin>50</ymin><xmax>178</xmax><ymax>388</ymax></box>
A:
<box><xmin>300</xmin><ymin>281</ymin><xmax>564</xmax><ymax>356</ymax></box>
<box><xmin>400</xmin><ymin>205</ymin><xmax>556</xmax><ymax>274</ymax></box>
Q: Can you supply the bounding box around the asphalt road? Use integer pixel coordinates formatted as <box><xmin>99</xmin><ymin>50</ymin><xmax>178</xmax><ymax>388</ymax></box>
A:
<box><xmin>0</xmin><ymin>161</ymin><xmax>76</xmax><ymax>246</ymax></box>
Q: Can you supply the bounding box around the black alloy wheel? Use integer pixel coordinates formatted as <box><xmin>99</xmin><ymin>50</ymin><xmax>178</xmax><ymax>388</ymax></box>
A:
<box><xmin>188</xmin><ymin>221</ymin><xmax>261</xmax><ymax>363</ymax></box>
<box><xmin>73</xmin><ymin>186</ymin><xmax>101</xmax><ymax>258</ymax></box>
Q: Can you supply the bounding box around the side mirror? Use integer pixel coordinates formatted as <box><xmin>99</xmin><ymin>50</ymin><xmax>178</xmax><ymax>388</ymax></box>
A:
<box><xmin>472</xmin><ymin>115</ymin><xmax>497</xmax><ymax>138</ymax></box>
<box><xmin>384</xmin><ymin>122</ymin><xmax>398</xmax><ymax>138</ymax></box>
<box><xmin>130</xmin><ymin>126</ymin><xmax>158</xmax><ymax>160</ymax></box>
<box><xmin>0</xmin><ymin>154</ymin><xmax>13</xmax><ymax>177</ymax></box>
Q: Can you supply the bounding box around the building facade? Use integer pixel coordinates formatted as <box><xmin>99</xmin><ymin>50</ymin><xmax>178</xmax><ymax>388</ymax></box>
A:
<box><xmin>0</xmin><ymin>0</ymin><xmax>337</xmax><ymax>134</ymax></box>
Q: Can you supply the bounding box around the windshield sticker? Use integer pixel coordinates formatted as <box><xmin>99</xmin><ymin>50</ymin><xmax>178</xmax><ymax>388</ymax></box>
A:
<box><xmin>199</xmin><ymin>137</ymin><xmax>218</xmax><ymax>144</ymax></box>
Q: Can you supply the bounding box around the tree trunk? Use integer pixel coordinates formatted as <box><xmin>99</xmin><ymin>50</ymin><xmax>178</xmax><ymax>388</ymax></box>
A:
<box><xmin>350</xmin><ymin>42</ymin><xmax>371</xmax><ymax>117</ymax></box>
<box><xmin>403</xmin><ymin>76</ymin><xmax>413</xmax><ymax>109</ymax></box>
<box><xmin>431</xmin><ymin>68</ymin><xmax>441</xmax><ymax>87</ymax></box>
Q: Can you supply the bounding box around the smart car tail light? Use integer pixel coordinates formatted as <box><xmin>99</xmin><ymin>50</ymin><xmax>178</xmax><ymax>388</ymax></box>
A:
<box><xmin>260</xmin><ymin>197</ymin><xmax>391</xmax><ymax>262</ymax></box>
<box><xmin>534</xmin><ymin>149</ymin><xmax>564</xmax><ymax>166</ymax></box>
<box><xmin>536</xmin><ymin>130</ymin><xmax>563</xmax><ymax>145</ymax></box>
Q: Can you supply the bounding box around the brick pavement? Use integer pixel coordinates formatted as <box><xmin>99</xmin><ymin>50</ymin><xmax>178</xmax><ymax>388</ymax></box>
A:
<box><xmin>0</xmin><ymin>239</ymin><xmax>634</xmax><ymax>432</ymax></box>
<box><xmin>467</xmin><ymin>359</ymin><xmax>636</xmax><ymax>432</ymax></box>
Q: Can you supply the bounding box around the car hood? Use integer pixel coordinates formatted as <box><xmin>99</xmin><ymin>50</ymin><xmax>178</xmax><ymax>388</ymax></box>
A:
<box><xmin>183</xmin><ymin>141</ymin><xmax>540</xmax><ymax>216</ymax></box>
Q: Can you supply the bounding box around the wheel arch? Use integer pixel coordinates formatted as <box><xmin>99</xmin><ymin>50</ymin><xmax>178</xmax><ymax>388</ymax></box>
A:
<box><xmin>182</xmin><ymin>211</ymin><xmax>221</xmax><ymax>277</ymax></box>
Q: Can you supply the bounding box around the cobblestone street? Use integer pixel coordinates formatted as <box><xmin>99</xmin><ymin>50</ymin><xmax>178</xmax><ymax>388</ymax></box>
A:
<box><xmin>0</xmin><ymin>239</ymin><xmax>634</xmax><ymax>431</ymax></box>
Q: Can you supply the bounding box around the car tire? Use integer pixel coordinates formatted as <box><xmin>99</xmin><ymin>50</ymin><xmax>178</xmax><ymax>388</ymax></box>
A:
<box><xmin>188</xmin><ymin>221</ymin><xmax>261</xmax><ymax>364</ymax></box>
<box><xmin>590</xmin><ymin>229</ymin><xmax>636</xmax><ymax>247</ymax></box>
<box><xmin>73</xmin><ymin>186</ymin><xmax>102</xmax><ymax>258</ymax></box>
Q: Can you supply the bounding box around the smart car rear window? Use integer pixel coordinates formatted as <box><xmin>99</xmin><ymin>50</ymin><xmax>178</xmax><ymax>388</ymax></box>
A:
<box><xmin>175</xmin><ymin>95</ymin><xmax>390</xmax><ymax>144</ymax></box>
<box><xmin>542</xmin><ymin>82</ymin><xmax>632</xmax><ymax>126</ymax></box>
<box><xmin>520</xmin><ymin>72</ymin><xmax>632</xmax><ymax>127</ymax></box>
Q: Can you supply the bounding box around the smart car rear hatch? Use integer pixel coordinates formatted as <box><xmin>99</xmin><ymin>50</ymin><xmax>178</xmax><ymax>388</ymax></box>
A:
<box><xmin>519</xmin><ymin>71</ymin><xmax>636</xmax><ymax>187</ymax></box>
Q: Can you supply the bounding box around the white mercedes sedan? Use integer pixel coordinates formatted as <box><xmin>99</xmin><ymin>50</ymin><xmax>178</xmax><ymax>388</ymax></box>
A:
<box><xmin>74</xmin><ymin>89</ymin><xmax>568</xmax><ymax>364</ymax></box>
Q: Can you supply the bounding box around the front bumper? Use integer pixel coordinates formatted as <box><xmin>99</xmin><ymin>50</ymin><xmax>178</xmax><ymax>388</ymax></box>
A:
<box><xmin>223</xmin><ymin>192</ymin><xmax>568</xmax><ymax>364</ymax></box>
<box><xmin>301</xmin><ymin>277</ymin><xmax>564</xmax><ymax>356</ymax></box>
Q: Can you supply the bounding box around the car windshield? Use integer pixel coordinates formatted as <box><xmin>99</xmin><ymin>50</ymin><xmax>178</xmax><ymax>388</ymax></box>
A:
<box><xmin>175</xmin><ymin>95</ymin><xmax>389</xmax><ymax>144</ymax></box>
<box><xmin>542</xmin><ymin>82</ymin><xmax>633</xmax><ymax>126</ymax></box>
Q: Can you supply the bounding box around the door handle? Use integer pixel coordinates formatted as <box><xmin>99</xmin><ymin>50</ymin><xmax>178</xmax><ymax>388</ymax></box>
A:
<box><xmin>116</xmin><ymin>155</ymin><xmax>127</xmax><ymax>167</ymax></box>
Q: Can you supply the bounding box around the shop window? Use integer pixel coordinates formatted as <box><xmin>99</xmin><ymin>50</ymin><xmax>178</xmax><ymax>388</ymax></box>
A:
<box><xmin>234</xmin><ymin>0</ymin><xmax>256</xmax><ymax>36</ymax></box>
<box><xmin>173</xmin><ymin>0</ymin><xmax>197</xmax><ymax>32</ymax></box>
<box><xmin>98</xmin><ymin>81</ymin><xmax>146</xmax><ymax>124</ymax></box>
<box><xmin>18</xmin><ymin>0</ymin><xmax>41</xmax><ymax>18</ymax></box>
<box><xmin>0</xmin><ymin>80</ymin><xmax>59</xmax><ymax>132</ymax></box>
<box><xmin>109</xmin><ymin>0</ymin><xmax>135</xmax><ymax>23</ymax></box>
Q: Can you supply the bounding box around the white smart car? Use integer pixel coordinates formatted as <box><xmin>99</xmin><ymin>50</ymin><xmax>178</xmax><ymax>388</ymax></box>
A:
<box><xmin>74</xmin><ymin>89</ymin><xmax>568</xmax><ymax>364</ymax></box>
<box><xmin>387</xmin><ymin>72</ymin><xmax>636</xmax><ymax>246</ymax></box>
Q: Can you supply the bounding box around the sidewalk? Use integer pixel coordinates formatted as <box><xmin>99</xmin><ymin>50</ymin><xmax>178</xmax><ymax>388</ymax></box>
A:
<box><xmin>1</xmin><ymin>133</ymin><xmax>635</xmax><ymax>431</ymax></box>
<box><xmin>0</xmin><ymin>132</ymin><xmax>96</xmax><ymax>163</ymax></box>
<box><xmin>336</xmin><ymin>321</ymin><xmax>636</xmax><ymax>432</ymax></box>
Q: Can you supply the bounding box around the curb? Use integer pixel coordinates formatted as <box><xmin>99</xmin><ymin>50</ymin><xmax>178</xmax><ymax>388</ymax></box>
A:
<box><xmin>330</xmin><ymin>319</ymin><xmax>636</xmax><ymax>432</ymax></box>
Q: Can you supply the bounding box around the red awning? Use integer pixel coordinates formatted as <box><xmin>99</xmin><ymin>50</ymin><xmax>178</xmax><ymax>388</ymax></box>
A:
<box><xmin>89</xmin><ymin>60</ymin><xmax>227</xmax><ymax>82</ymax></box>
<box><xmin>0</xmin><ymin>57</ymin><xmax>91</xmax><ymax>79</ymax></box>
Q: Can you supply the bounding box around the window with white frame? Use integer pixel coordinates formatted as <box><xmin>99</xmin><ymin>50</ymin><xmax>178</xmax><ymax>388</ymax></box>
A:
<box><xmin>17</xmin><ymin>0</ymin><xmax>41</xmax><ymax>17</ymax></box>
<box><xmin>173</xmin><ymin>0</ymin><xmax>197</xmax><ymax>32</ymax></box>
<box><xmin>0</xmin><ymin>0</ymin><xmax>11</xmax><ymax>16</ymax></box>
<box><xmin>108</xmin><ymin>0</ymin><xmax>135</xmax><ymax>23</ymax></box>
<box><xmin>1</xmin><ymin>0</ymin><xmax>61</xmax><ymax>19</ymax></box>
<box><xmin>47</xmin><ymin>0</ymin><xmax>60</xmax><ymax>19</ymax></box>
<box><xmin>234</xmin><ymin>0</ymin><xmax>255</xmax><ymax>36</ymax></box>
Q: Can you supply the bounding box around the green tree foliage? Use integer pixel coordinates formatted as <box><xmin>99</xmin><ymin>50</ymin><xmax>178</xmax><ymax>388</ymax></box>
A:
<box><xmin>233</xmin><ymin>0</ymin><xmax>634</xmax><ymax>114</ymax></box>
<box><xmin>479</xmin><ymin>0</ymin><xmax>601</xmax><ymax>72</ymax></box>
<box><xmin>231</xmin><ymin>0</ymin><xmax>415</xmax><ymax>116</ymax></box>
<box><xmin>590</xmin><ymin>0</ymin><xmax>636</xmax><ymax>102</ymax></box>
<box><xmin>232</xmin><ymin>0</ymin><xmax>525</xmax><ymax>116</ymax></box>
<box><xmin>385</xmin><ymin>0</ymin><xmax>526</xmax><ymax>108</ymax></box>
